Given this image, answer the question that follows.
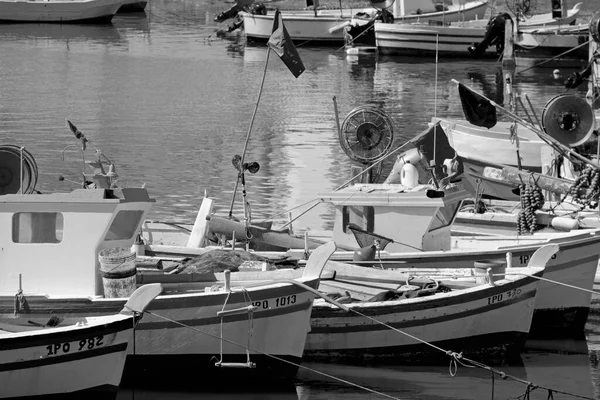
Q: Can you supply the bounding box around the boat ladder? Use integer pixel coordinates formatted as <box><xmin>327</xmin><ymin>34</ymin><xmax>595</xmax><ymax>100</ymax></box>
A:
<box><xmin>214</xmin><ymin>271</ymin><xmax>257</xmax><ymax>369</ymax></box>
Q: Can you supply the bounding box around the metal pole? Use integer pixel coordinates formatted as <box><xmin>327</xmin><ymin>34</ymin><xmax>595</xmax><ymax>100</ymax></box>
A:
<box><xmin>19</xmin><ymin>146</ymin><xmax>24</xmax><ymax>194</ymax></box>
<box><xmin>228</xmin><ymin>49</ymin><xmax>272</xmax><ymax>219</ymax></box>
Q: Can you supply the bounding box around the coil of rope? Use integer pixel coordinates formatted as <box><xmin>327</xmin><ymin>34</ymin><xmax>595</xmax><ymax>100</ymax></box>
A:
<box><xmin>0</xmin><ymin>145</ymin><xmax>38</xmax><ymax>195</ymax></box>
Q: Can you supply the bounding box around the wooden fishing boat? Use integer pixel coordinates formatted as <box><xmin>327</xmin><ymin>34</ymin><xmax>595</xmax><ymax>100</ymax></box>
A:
<box><xmin>241</xmin><ymin>0</ymin><xmax>489</xmax><ymax>45</ymax></box>
<box><xmin>137</xmin><ymin>243</ymin><xmax>555</xmax><ymax>362</ymax></box>
<box><xmin>141</xmin><ymin>118</ymin><xmax>600</xmax><ymax>338</ymax></box>
<box><xmin>0</xmin><ymin>0</ymin><xmax>124</xmax><ymax>23</ymax></box>
<box><xmin>0</xmin><ymin>140</ymin><xmax>335</xmax><ymax>388</ymax></box>
<box><xmin>0</xmin><ymin>284</ymin><xmax>161</xmax><ymax>399</ymax></box>
<box><xmin>375</xmin><ymin>3</ymin><xmax>585</xmax><ymax>58</ymax></box>
<box><xmin>305</xmin><ymin>248</ymin><xmax>551</xmax><ymax>361</ymax></box>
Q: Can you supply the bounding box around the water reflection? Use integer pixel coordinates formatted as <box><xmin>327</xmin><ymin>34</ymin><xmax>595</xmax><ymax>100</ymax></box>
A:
<box><xmin>0</xmin><ymin>23</ymin><xmax>124</xmax><ymax>47</ymax></box>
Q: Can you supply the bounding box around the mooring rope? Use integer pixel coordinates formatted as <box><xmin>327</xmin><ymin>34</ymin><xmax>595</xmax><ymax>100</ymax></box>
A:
<box><xmin>516</xmin><ymin>40</ymin><xmax>592</xmax><ymax>75</ymax></box>
<box><xmin>142</xmin><ymin>273</ymin><xmax>598</xmax><ymax>400</ymax></box>
<box><xmin>499</xmin><ymin>272</ymin><xmax>600</xmax><ymax>296</ymax></box>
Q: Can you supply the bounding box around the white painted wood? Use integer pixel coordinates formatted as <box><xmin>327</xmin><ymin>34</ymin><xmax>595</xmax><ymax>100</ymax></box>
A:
<box><xmin>306</xmin><ymin>264</ymin><xmax>544</xmax><ymax>354</ymax></box>
<box><xmin>0</xmin><ymin>0</ymin><xmax>123</xmax><ymax>22</ymax></box>
<box><xmin>186</xmin><ymin>196</ymin><xmax>214</xmax><ymax>248</ymax></box>
<box><xmin>0</xmin><ymin>313</ymin><xmax>137</xmax><ymax>398</ymax></box>
<box><xmin>242</xmin><ymin>0</ymin><xmax>488</xmax><ymax>44</ymax></box>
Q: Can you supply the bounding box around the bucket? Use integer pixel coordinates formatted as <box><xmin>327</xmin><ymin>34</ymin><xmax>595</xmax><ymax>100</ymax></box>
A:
<box><xmin>99</xmin><ymin>247</ymin><xmax>137</xmax><ymax>298</ymax></box>
<box><xmin>473</xmin><ymin>260</ymin><xmax>506</xmax><ymax>284</ymax></box>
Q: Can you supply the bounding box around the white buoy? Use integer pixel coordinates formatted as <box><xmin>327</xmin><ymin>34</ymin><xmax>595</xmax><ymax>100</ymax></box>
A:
<box><xmin>400</xmin><ymin>161</ymin><xmax>419</xmax><ymax>188</ymax></box>
<box><xmin>551</xmin><ymin>216</ymin><xmax>579</xmax><ymax>231</ymax></box>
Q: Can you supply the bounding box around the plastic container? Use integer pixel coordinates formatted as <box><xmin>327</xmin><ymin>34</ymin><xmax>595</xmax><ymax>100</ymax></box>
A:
<box><xmin>98</xmin><ymin>247</ymin><xmax>137</xmax><ymax>298</ymax></box>
<box><xmin>401</xmin><ymin>161</ymin><xmax>419</xmax><ymax>189</ymax></box>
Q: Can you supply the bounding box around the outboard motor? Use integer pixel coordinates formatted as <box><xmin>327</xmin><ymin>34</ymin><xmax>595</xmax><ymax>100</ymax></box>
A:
<box><xmin>565</xmin><ymin>13</ymin><xmax>600</xmax><ymax>89</ymax></box>
<box><xmin>468</xmin><ymin>13</ymin><xmax>512</xmax><ymax>58</ymax></box>
<box><xmin>214</xmin><ymin>4</ymin><xmax>242</xmax><ymax>23</ymax></box>
<box><xmin>346</xmin><ymin>9</ymin><xmax>394</xmax><ymax>47</ymax></box>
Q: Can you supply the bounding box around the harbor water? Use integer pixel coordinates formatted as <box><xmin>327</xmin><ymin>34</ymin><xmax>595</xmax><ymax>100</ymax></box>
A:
<box><xmin>1</xmin><ymin>0</ymin><xmax>600</xmax><ymax>397</ymax></box>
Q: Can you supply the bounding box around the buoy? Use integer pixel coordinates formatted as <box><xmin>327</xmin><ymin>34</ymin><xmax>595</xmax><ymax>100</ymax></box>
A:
<box><xmin>401</xmin><ymin>161</ymin><xmax>419</xmax><ymax>189</ymax></box>
<box><xmin>553</xmin><ymin>69</ymin><xmax>562</xmax><ymax>79</ymax></box>
<box><xmin>550</xmin><ymin>216</ymin><xmax>579</xmax><ymax>231</ymax></box>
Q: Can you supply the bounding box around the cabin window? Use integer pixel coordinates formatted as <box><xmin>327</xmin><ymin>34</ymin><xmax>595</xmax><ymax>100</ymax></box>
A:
<box><xmin>342</xmin><ymin>206</ymin><xmax>374</xmax><ymax>233</ymax></box>
<box><xmin>12</xmin><ymin>212</ymin><xmax>64</xmax><ymax>244</ymax></box>
<box><xmin>104</xmin><ymin>210</ymin><xmax>143</xmax><ymax>241</ymax></box>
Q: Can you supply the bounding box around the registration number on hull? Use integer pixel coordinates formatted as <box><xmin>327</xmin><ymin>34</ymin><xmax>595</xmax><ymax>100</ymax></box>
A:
<box><xmin>487</xmin><ymin>288</ymin><xmax>522</xmax><ymax>305</ymax></box>
<box><xmin>45</xmin><ymin>336</ymin><xmax>104</xmax><ymax>356</ymax></box>
<box><xmin>252</xmin><ymin>295</ymin><xmax>297</xmax><ymax>310</ymax></box>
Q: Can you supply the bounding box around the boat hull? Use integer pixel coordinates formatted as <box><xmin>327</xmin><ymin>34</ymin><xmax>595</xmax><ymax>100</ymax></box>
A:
<box><xmin>327</xmin><ymin>232</ymin><xmax>600</xmax><ymax>336</ymax></box>
<box><xmin>242</xmin><ymin>1</ymin><xmax>488</xmax><ymax>45</ymax></box>
<box><xmin>0</xmin><ymin>279</ymin><xmax>319</xmax><ymax>385</ymax></box>
<box><xmin>376</xmin><ymin>5</ymin><xmax>584</xmax><ymax>58</ymax></box>
<box><xmin>0</xmin><ymin>316</ymin><xmax>133</xmax><ymax>398</ymax></box>
<box><xmin>435</xmin><ymin>117</ymin><xmax>546</xmax><ymax>201</ymax></box>
<box><xmin>516</xmin><ymin>26</ymin><xmax>589</xmax><ymax>59</ymax></box>
<box><xmin>305</xmin><ymin>271</ymin><xmax>539</xmax><ymax>361</ymax></box>
<box><xmin>375</xmin><ymin>21</ymin><xmax>494</xmax><ymax>57</ymax></box>
<box><xmin>0</xmin><ymin>0</ymin><xmax>122</xmax><ymax>23</ymax></box>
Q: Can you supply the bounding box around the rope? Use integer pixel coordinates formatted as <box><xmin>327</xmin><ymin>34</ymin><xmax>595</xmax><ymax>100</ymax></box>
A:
<box><xmin>143</xmin><ymin>309</ymin><xmax>402</xmax><ymax>400</ymax></box>
<box><xmin>500</xmin><ymin>271</ymin><xmax>600</xmax><ymax>296</ymax></box>
<box><xmin>145</xmin><ymin>274</ymin><xmax>595</xmax><ymax>400</ymax></box>
<box><xmin>517</xmin><ymin>40</ymin><xmax>591</xmax><ymax>75</ymax></box>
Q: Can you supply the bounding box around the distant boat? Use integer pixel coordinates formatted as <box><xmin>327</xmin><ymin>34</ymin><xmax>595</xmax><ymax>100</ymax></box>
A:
<box><xmin>0</xmin><ymin>284</ymin><xmax>161</xmax><ymax>399</ymax></box>
<box><xmin>241</xmin><ymin>0</ymin><xmax>490</xmax><ymax>45</ymax></box>
<box><xmin>375</xmin><ymin>2</ymin><xmax>583</xmax><ymax>57</ymax></box>
<box><xmin>117</xmin><ymin>0</ymin><xmax>147</xmax><ymax>13</ymax></box>
<box><xmin>0</xmin><ymin>0</ymin><xmax>124</xmax><ymax>23</ymax></box>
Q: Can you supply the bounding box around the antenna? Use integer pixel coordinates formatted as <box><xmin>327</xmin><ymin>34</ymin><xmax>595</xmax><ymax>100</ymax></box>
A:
<box><xmin>432</xmin><ymin>34</ymin><xmax>439</xmax><ymax>188</ymax></box>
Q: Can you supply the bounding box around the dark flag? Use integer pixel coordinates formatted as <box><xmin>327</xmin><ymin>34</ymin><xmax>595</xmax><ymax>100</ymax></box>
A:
<box><xmin>67</xmin><ymin>120</ymin><xmax>89</xmax><ymax>151</ymax></box>
<box><xmin>410</xmin><ymin>123</ymin><xmax>463</xmax><ymax>181</ymax></box>
<box><xmin>458</xmin><ymin>83</ymin><xmax>497</xmax><ymax>129</ymax></box>
<box><xmin>268</xmin><ymin>9</ymin><xmax>305</xmax><ymax>78</ymax></box>
<box><xmin>306</xmin><ymin>0</ymin><xmax>319</xmax><ymax>8</ymax></box>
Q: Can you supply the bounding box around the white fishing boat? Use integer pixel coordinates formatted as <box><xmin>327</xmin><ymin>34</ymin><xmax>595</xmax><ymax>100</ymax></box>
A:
<box><xmin>0</xmin><ymin>140</ymin><xmax>334</xmax><ymax>388</ymax></box>
<box><xmin>0</xmin><ymin>284</ymin><xmax>161</xmax><ymax>399</ymax></box>
<box><xmin>138</xmin><ymin>241</ymin><xmax>555</xmax><ymax>362</ymax></box>
<box><xmin>375</xmin><ymin>2</ymin><xmax>584</xmax><ymax>57</ymax></box>
<box><xmin>241</xmin><ymin>0</ymin><xmax>489</xmax><ymax>45</ymax></box>
<box><xmin>432</xmin><ymin>85</ymin><xmax>597</xmax><ymax>201</ymax></box>
<box><xmin>141</xmin><ymin>110</ymin><xmax>600</xmax><ymax>338</ymax></box>
<box><xmin>305</xmin><ymin>248</ymin><xmax>551</xmax><ymax>361</ymax></box>
<box><xmin>0</xmin><ymin>0</ymin><xmax>124</xmax><ymax>23</ymax></box>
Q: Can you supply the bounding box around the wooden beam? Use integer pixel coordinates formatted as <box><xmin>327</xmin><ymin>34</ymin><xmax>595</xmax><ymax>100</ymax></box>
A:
<box><xmin>483</xmin><ymin>165</ymin><xmax>573</xmax><ymax>195</ymax></box>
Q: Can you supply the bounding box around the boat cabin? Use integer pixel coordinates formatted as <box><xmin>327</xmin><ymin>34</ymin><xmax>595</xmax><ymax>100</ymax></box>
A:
<box><xmin>320</xmin><ymin>183</ymin><xmax>470</xmax><ymax>253</ymax></box>
<box><xmin>0</xmin><ymin>188</ymin><xmax>154</xmax><ymax>297</ymax></box>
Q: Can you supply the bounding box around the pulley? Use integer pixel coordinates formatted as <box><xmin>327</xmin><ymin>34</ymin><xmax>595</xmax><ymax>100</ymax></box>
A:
<box><xmin>541</xmin><ymin>94</ymin><xmax>595</xmax><ymax>148</ymax></box>
<box><xmin>339</xmin><ymin>105</ymin><xmax>394</xmax><ymax>164</ymax></box>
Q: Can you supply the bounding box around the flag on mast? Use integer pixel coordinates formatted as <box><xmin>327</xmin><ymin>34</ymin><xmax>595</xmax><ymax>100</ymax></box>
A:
<box><xmin>457</xmin><ymin>83</ymin><xmax>497</xmax><ymax>129</ymax></box>
<box><xmin>267</xmin><ymin>9</ymin><xmax>305</xmax><ymax>78</ymax></box>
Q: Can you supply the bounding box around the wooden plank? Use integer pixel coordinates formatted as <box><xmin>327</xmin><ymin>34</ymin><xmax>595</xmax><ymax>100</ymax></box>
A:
<box><xmin>483</xmin><ymin>165</ymin><xmax>572</xmax><ymax>195</ymax></box>
<box><xmin>187</xmin><ymin>197</ymin><xmax>214</xmax><ymax>248</ymax></box>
